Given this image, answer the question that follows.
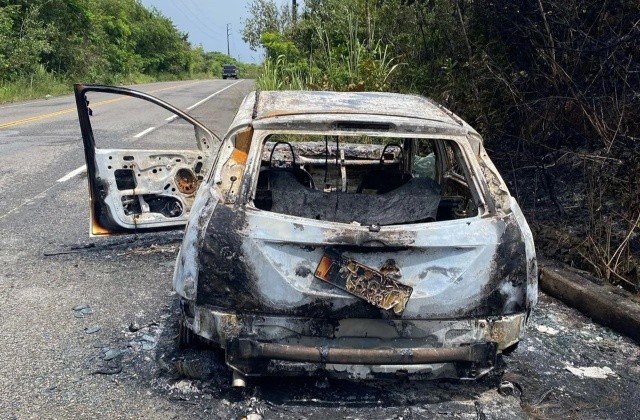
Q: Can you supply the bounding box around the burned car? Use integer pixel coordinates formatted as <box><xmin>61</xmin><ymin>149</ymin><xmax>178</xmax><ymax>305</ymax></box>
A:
<box><xmin>74</xmin><ymin>85</ymin><xmax>537</xmax><ymax>384</ymax></box>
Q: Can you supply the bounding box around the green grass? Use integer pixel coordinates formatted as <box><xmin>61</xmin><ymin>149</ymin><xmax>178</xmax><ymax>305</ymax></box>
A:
<box><xmin>0</xmin><ymin>71</ymin><xmax>243</xmax><ymax>104</ymax></box>
<box><xmin>0</xmin><ymin>75</ymin><xmax>71</xmax><ymax>103</ymax></box>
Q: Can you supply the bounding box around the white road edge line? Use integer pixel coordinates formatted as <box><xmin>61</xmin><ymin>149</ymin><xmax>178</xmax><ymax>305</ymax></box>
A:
<box><xmin>186</xmin><ymin>80</ymin><xmax>242</xmax><ymax>110</ymax></box>
<box><xmin>57</xmin><ymin>164</ymin><xmax>87</xmax><ymax>183</ymax></box>
<box><xmin>165</xmin><ymin>80</ymin><xmax>242</xmax><ymax>121</ymax></box>
<box><xmin>134</xmin><ymin>126</ymin><xmax>156</xmax><ymax>138</ymax></box>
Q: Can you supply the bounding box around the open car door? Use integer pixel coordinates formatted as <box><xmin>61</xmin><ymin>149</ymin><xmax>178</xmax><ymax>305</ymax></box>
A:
<box><xmin>74</xmin><ymin>84</ymin><xmax>220</xmax><ymax>236</ymax></box>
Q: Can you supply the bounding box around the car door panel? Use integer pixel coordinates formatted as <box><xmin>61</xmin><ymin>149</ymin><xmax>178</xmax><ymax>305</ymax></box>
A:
<box><xmin>74</xmin><ymin>84</ymin><xmax>220</xmax><ymax>236</ymax></box>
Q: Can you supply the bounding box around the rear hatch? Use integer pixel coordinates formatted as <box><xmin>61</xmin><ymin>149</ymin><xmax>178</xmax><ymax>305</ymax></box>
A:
<box><xmin>193</xmin><ymin>131</ymin><xmax>530</xmax><ymax>320</ymax></box>
<box><xmin>233</xmin><ymin>208</ymin><xmax>527</xmax><ymax>319</ymax></box>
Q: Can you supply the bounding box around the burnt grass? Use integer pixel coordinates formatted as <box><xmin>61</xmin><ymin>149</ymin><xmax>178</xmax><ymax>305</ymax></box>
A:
<box><xmin>488</xmin><ymin>139</ymin><xmax>640</xmax><ymax>292</ymax></box>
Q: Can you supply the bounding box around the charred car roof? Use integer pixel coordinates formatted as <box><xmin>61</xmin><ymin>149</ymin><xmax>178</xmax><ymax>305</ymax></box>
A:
<box><xmin>229</xmin><ymin>91</ymin><xmax>478</xmax><ymax>138</ymax></box>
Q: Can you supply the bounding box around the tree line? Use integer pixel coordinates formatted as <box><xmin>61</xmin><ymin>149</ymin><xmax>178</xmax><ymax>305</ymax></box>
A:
<box><xmin>0</xmin><ymin>0</ymin><xmax>256</xmax><ymax>101</ymax></box>
<box><xmin>244</xmin><ymin>0</ymin><xmax>640</xmax><ymax>288</ymax></box>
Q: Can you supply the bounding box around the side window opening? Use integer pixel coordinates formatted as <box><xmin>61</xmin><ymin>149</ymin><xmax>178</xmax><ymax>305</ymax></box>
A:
<box><xmin>438</xmin><ymin>140</ymin><xmax>478</xmax><ymax>219</ymax></box>
<box><xmin>250</xmin><ymin>133</ymin><xmax>478</xmax><ymax>225</ymax></box>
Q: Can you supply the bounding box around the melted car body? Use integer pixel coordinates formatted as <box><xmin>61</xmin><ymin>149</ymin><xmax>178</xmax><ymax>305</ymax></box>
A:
<box><xmin>75</xmin><ymin>85</ymin><xmax>537</xmax><ymax>382</ymax></box>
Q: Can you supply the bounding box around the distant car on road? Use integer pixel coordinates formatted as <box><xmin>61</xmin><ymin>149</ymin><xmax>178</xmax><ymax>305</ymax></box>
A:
<box><xmin>73</xmin><ymin>85</ymin><xmax>537</xmax><ymax>386</ymax></box>
<box><xmin>222</xmin><ymin>64</ymin><xmax>238</xmax><ymax>79</ymax></box>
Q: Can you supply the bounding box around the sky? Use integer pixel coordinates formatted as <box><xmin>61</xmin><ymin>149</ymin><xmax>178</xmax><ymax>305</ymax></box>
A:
<box><xmin>140</xmin><ymin>0</ymin><xmax>273</xmax><ymax>63</ymax></box>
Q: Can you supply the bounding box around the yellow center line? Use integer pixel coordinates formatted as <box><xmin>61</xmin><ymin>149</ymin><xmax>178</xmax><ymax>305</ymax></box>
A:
<box><xmin>0</xmin><ymin>81</ymin><xmax>203</xmax><ymax>130</ymax></box>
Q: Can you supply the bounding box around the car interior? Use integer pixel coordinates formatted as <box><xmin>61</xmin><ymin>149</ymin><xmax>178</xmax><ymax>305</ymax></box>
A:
<box><xmin>251</xmin><ymin>134</ymin><xmax>478</xmax><ymax>225</ymax></box>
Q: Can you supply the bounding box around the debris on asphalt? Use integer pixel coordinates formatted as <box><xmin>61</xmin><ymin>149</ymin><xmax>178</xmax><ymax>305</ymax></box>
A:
<box><xmin>170</xmin><ymin>379</ymin><xmax>200</xmax><ymax>394</ymax></box>
<box><xmin>535</xmin><ymin>325</ymin><xmax>560</xmax><ymax>335</ymax></box>
<box><xmin>141</xmin><ymin>334</ymin><xmax>156</xmax><ymax>350</ymax></box>
<box><xmin>92</xmin><ymin>364</ymin><xmax>122</xmax><ymax>375</ymax></box>
<box><xmin>242</xmin><ymin>397</ymin><xmax>264</xmax><ymax>420</ymax></box>
<box><xmin>498</xmin><ymin>381</ymin><xmax>517</xmax><ymax>397</ymax></box>
<box><xmin>127</xmin><ymin>321</ymin><xmax>158</xmax><ymax>332</ymax></box>
<box><xmin>564</xmin><ymin>365</ymin><xmax>617</xmax><ymax>379</ymax></box>
<box><xmin>171</xmin><ymin>351</ymin><xmax>221</xmax><ymax>380</ymax></box>
<box><xmin>103</xmin><ymin>349</ymin><xmax>123</xmax><ymax>361</ymax></box>
<box><xmin>72</xmin><ymin>304</ymin><xmax>93</xmax><ymax>318</ymax></box>
<box><xmin>84</xmin><ymin>325</ymin><xmax>101</xmax><ymax>334</ymax></box>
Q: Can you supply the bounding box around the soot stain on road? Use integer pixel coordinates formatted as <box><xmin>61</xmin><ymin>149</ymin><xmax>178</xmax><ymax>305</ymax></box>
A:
<box><xmin>95</xmin><ymin>299</ymin><xmax>640</xmax><ymax>418</ymax></box>
<box><xmin>86</xmin><ymin>300</ymin><xmax>526</xmax><ymax>419</ymax></box>
<box><xmin>56</xmin><ymin>235</ymin><xmax>639</xmax><ymax>419</ymax></box>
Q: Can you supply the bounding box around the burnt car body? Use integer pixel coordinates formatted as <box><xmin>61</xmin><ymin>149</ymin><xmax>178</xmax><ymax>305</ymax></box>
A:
<box><xmin>74</xmin><ymin>85</ymin><xmax>537</xmax><ymax>383</ymax></box>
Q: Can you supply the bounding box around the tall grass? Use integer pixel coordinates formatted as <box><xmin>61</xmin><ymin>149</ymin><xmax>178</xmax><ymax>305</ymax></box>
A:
<box><xmin>257</xmin><ymin>17</ymin><xmax>401</xmax><ymax>92</ymax></box>
<box><xmin>0</xmin><ymin>65</ymin><xmax>70</xmax><ymax>103</ymax></box>
<box><xmin>257</xmin><ymin>57</ymin><xmax>284</xmax><ymax>90</ymax></box>
<box><xmin>257</xmin><ymin>55</ymin><xmax>316</xmax><ymax>91</ymax></box>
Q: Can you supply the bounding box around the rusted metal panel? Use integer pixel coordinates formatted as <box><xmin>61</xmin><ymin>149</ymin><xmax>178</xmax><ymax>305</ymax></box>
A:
<box><xmin>238</xmin><ymin>340</ymin><xmax>494</xmax><ymax>364</ymax></box>
<box><xmin>89</xmin><ymin>149</ymin><xmax>210</xmax><ymax>233</ymax></box>
<box><xmin>74</xmin><ymin>84</ymin><xmax>220</xmax><ymax>235</ymax></box>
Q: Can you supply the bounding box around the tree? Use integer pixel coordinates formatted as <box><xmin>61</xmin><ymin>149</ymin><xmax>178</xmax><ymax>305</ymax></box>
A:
<box><xmin>0</xmin><ymin>3</ymin><xmax>52</xmax><ymax>79</ymax></box>
<box><xmin>242</xmin><ymin>0</ymin><xmax>292</xmax><ymax>51</ymax></box>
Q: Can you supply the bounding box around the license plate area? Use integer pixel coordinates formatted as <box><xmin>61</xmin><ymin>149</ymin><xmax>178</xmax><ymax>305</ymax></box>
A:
<box><xmin>314</xmin><ymin>249</ymin><xmax>412</xmax><ymax>314</ymax></box>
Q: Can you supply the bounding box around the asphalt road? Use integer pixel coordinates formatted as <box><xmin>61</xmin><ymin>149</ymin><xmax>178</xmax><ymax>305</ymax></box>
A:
<box><xmin>0</xmin><ymin>80</ymin><xmax>639</xmax><ymax>419</ymax></box>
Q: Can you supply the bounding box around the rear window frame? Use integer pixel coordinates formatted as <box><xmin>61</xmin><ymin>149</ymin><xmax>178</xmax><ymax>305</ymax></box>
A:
<box><xmin>235</xmin><ymin>128</ymin><xmax>493</xmax><ymax>222</ymax></box>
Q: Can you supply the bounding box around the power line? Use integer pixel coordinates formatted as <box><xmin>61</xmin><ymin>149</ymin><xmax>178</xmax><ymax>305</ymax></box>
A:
<box><xmin>173</xmin><ymin>0</ymin><xmax>225</xmax><ymax>43</ymax></box>
<box><xmin>178</xmin><ymin>0</ymin><xmax>225</xmax><ymax>37</ymax></box>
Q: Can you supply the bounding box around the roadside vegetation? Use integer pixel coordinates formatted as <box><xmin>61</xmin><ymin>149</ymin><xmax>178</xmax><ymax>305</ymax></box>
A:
<box><xmin>0</xmin><ymin>0</ymin><xmax>259</xmax><ymax>103</ymax></box>
<box><xmin>245</xmin><ymin>0</ymin><xmax>640</xmax><ymax>290</ymax></box>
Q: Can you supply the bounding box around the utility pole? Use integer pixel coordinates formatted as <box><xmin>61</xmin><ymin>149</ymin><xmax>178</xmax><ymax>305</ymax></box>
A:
<box><xmin>292</xmin><ymin>0</ymin><xmax>297</xmax><ymax>24</ymax></box>
<box><xmin>226</xmin><ymin>23</ymin><xmax>230</xmax><ymax>57</ymax></box>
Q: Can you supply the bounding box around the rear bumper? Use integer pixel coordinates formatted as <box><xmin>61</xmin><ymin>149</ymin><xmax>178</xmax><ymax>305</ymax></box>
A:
<box><xmin>184</xmin><ymin>303</ymin><xmax>527</xmax><ymax>379</ymax></box>
<box><xmin>238</xmin><ymin>340</ymin><xmax>496</xmax><ymax>364</ymax></box>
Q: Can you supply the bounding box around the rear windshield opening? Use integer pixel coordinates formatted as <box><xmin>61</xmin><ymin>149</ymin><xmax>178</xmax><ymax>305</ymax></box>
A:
<box><xmin>252</xmin><ymin>133</ymin><xmax>479</xmax><ymax>225</ymax></box>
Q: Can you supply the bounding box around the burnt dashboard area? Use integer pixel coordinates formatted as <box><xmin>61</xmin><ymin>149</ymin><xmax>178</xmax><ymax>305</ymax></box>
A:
<box><xmin>252</xmin><ymin>135</ymin><xmax>478</xmax><ymax>226</ymax></box>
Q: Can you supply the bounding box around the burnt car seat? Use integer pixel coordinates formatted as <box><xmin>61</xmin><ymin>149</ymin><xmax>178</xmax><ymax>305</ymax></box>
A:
<box><xmin>357</xmin><ymin>144</ymin><xmax>411</xmax><ymax>194</ymax></box>
<box><xmin>254</xmin><ymin>142</ymin><xmax>315</xmax><ymax>210</ymax></box>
